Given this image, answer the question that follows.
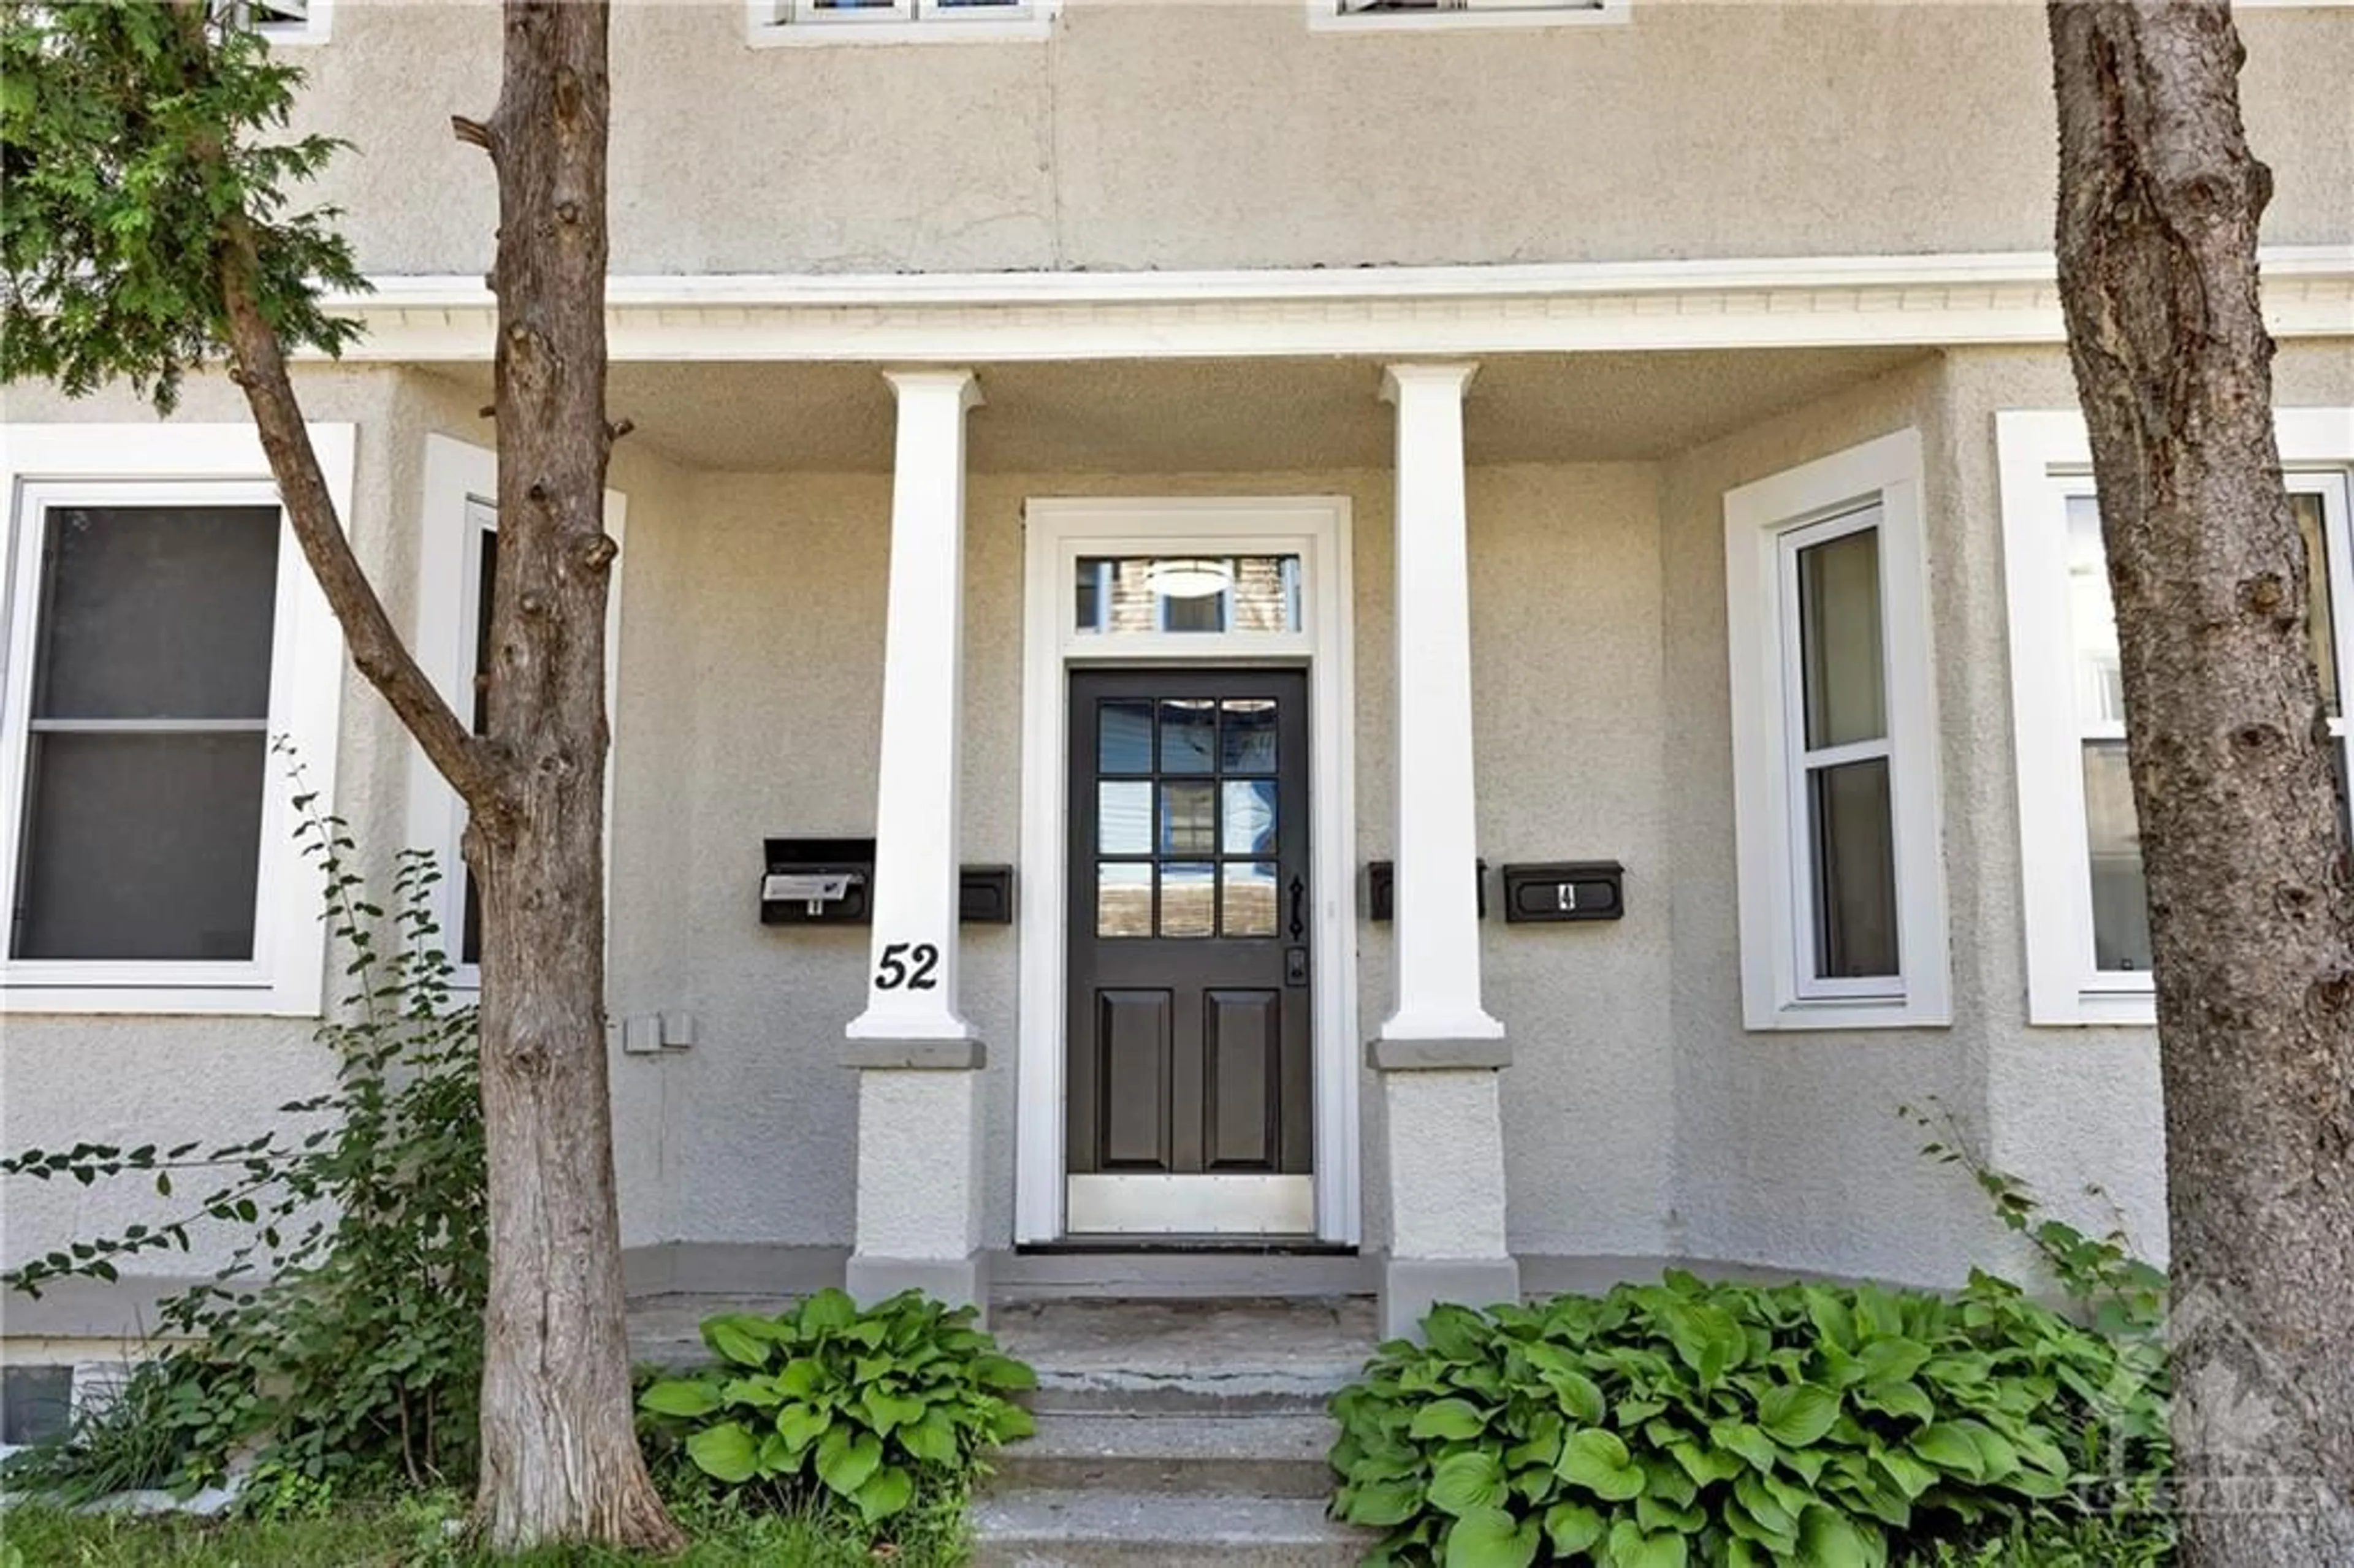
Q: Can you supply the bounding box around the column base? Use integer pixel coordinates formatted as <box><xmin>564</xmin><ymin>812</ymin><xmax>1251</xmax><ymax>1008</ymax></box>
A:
<box><xmin>845</xmin><ymin>1250</ymin><xmax>991</xmax><ymax>1320</ymax></box>
<box><xmin>1379</xmin><ymin>1255</ymin><xmax>1522</xmax><ymax>1341</ymax></box>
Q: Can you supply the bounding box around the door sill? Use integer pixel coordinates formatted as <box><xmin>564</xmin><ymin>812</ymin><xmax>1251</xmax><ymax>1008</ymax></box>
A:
<box><xmin>1018</xmin><ymin>1236</ymin><xmax>1355</xmax><ymax>1256</ymax></box>
<box><xmin>1065</xmin><ymin>1172</ymin><xmax>1313</xmax><ymax>1235</ymax></box>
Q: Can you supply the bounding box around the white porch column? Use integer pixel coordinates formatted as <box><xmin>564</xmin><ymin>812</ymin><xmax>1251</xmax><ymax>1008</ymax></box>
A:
<box><xmin>1371</xmin><ymin>362</ymin><xmax>1518</xmax><ymax>1338</ymax></box>
<box><xmin>844</xmin><ymin>367</ymin><xmax>988</xmax><ymax>1314</ymax></box>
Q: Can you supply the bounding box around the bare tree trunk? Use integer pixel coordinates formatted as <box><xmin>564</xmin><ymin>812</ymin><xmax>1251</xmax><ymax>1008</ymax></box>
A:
<box><xmin>2047</xmin><ymin>2</ymin><xmax>2354</xmax><ymax>1561</ymax></box>
<box><xmin>454</xmin><ymin>1</ymin><xmax>680</xmax><ymax>1551</ymax></box>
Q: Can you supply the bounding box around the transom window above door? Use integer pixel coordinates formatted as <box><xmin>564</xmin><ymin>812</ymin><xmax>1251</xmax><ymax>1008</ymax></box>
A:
<box><xmin>1074</xmin><ymin>555</ymin><xmax>1303</xmax><ymax>638</ymax></box>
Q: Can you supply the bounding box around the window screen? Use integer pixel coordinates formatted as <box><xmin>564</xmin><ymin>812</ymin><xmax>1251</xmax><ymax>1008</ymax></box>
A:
<box><xmin>12</xmin><ymin>503</ymin><xmax>281</xmax><ymax>961</ymax></box>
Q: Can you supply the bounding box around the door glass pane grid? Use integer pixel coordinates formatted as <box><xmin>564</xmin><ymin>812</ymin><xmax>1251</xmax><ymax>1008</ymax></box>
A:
<box><xmin>1094</xmin><ymin>689</ymin><xmax>1287</xmax><ymax>939</ymax></box>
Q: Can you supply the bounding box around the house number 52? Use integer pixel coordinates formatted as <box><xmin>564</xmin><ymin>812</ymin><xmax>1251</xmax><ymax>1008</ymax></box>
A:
<box><xmin>875</xmin><ymin>942</ymin><xmax>940</xmax><ymax>991</ymax></box>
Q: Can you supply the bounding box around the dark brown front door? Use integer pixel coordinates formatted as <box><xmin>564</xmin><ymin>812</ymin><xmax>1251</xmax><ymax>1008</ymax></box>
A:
<box><xmin>1065</xmin><ymin>669</ymin><xmax>1313</xmax><ymax>1227</ymax></box>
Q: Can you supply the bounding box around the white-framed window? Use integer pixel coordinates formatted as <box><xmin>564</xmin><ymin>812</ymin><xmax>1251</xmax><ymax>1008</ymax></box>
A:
<box><xmin>745</xmin><ymin>0</ymin><xmax>1055</xmax><ymax>46</ymax></box>
<box><xmin>0</xmin><ymin>423</ymin><xmax>352</xmax><ymax>1015</ymax></box>
<box><xmin>221</xmin><ymin>0</ymin><xmax>333</xmax><ymax>45</ymax></box>
<box><xmin>1997</xmin><ymin>408</ymin><xmax>2354</xmax><ymax>1026</ymax></box>
<box><xmin>406</xmin><ymin>435</ymin><xmax>627</xmax><ymax>991</ymax></box>
<box><xmin>1313</xmin><ymin>0</ymin><xmax>1628</xmax><ymax>32</ymax></box>
<box><xmin>1723</xmin><ymin>428</ymin><xmax>1950</xmax><ymax>1031</ymax></box>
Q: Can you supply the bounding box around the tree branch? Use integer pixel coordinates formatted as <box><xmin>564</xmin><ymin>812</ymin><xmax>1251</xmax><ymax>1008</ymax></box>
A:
<box><xmin>215</xmin><ymin>219</ymin><xmax>506</xmax><ymax>811</ymax></box>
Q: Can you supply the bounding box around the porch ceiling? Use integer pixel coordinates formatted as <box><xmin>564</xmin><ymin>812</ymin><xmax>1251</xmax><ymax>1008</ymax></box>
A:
<box><xmin>417</xmin><ymin>346</ymin><xmax>1927</xmax><ymax>474</ymax></box>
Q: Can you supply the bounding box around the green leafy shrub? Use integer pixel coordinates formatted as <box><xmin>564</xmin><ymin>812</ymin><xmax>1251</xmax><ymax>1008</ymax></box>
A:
<box><xmin>637</xmin><ymin>1288</ymin><xmax>1036</xmax><ymax>1528</ymax></box>
<box><xmin>2</xmin><ymin>771</ymin><xmax>484</xmax><ymax>1502</ymax></box>
<box><xmin>1329</xmin><ymin>1270</ymin><xmax>2169</xmax><ymax>1568</ymax></box>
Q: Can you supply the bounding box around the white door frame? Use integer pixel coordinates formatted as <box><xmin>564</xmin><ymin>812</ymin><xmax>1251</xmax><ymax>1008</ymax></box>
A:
<box><xmin>1015</xmin><ymin>497</ymin><xmax>1360</xmax><ymax>1245</ymax></box>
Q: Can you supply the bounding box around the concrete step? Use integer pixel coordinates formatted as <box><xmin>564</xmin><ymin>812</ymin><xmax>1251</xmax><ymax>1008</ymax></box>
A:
<box><xmin>969</xmin><ymin>1486</ymin><xmax>1373</xmax><ymax>1567</ymax></box>
<box><xmin>991</xmin><ymin>1412</ymin><xmax>1338</xmax><ymax>1498</ymax></box>
<box><xmin>996</xmin><ymin>1296</ymin><xmax>1374</xmax><ymax>1416</ymax></box>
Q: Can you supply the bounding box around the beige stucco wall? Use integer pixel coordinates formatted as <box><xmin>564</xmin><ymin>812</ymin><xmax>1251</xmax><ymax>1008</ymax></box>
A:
<box><xmin>292</xmin><ymin>1</ymin><xmax>2352</xmax><ymax>278</ymax></box>
<box><xmin>9</xmin><ymin>335</ymin><xmax>2353</xmax><ymax>1310</ymax></box>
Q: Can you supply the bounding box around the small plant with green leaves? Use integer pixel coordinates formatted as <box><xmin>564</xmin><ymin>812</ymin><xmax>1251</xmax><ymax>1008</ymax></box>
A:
<box><xmin>1899</xmin><ymin>1103</ymin><xmax>2167</xmax><ymax>1341</ymax></box>
<box><xmin>637</xmin><ymin>1288</ymin><xmax>1035</xmax><ymax>1530</ymax></box>
<box><xmin>2</xmin><ymin>759</ymin><xmax>484</xmax><ymax>1502</ymax></box>
<box><xmin>1329</xmin><ymin>1269</ymin><xmax>2170</xmax><ymax>1568</ymax></box>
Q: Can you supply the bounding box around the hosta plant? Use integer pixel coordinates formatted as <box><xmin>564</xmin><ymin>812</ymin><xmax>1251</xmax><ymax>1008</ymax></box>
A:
<box><xmin>1329</xmin><ymin>1271</ymin><xmax>2168</xmax><ymax>1568</ymax></box>
<box><xmin>638</xmin><ymin>1288</ymin><xmax>1035</xmax><ymax>1526</ymax></box>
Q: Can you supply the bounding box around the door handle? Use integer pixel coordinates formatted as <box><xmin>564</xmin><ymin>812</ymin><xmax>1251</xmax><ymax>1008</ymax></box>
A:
<box><xmin>1288</xmin><ymin>875</ymin><xmax>1307</xmax><ymax>940</ymax></box>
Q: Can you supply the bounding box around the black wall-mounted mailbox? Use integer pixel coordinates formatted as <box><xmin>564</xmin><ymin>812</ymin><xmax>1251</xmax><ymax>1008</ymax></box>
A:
<box><xmin>960</xmin><ymin>866</ymin><xmax>1016</xmax><ymax>924</ymax></box>
<box><xmin>763</xmin><ymin>839</ymin><xmax>1016</xmax><ymax>927</ymax></box>
<box><xmin>1500</xmin><ymin>861</ymin><xmax>1626</xmax><ymax>923</ymax></box>
<box><xmin>1366</xmin><ymin>860</ymin><xmax>1488</xmax><ymax>923</ymax></box>
<box><xmin>761</xmin><ymin>838</ymin><xmax>875</xmax><ymax>924</ymax></box>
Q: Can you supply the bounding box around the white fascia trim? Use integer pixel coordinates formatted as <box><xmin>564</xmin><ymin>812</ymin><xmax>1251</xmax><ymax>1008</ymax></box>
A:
<box><xmin>1997</xmin><ymin>405</ymin><xmax>2354</xmax><ymax>1027</ymax></box>
<box><xmin>324</xmin><ymin>247</ymin><xmax>2354</xmax><ymax>363</ymax></box>
<box><xmin>1723</xmin><ymin>427</ymin><xmax>1951</xmax><ymax>1032</ymax></box>
<box><xmin>406</xmin><ymin>433</ymin><xmax>628</xmax><ymax>994</ymax></box>
<box><xmin>0</xmin><ymin>422</ymin><xmax>352</xmax><ymax>1017</ymax></box>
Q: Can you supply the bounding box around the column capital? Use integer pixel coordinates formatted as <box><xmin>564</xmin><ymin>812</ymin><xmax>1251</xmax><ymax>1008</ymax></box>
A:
<box><xmin>1380</xmin><ymin>361</ymin><xmax>1479</xmax><ymax>403</ymax></box>
<box><xmin>882</xmin><ymin>366</ymin><xmax>985</xmax><ymax>411</ymax></box>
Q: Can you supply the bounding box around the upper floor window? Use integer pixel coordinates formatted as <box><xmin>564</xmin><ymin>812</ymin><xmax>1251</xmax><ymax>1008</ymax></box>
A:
<box><xmin>0</xmin><ymin>424</ymin><xmax>352</xmax><ymax>1015</ymax></box>
<box><xmin>1997</xmin><ymin>409</ymin><xmax>2354</xmax><ymax>1026</ymax></box>
<box><xmin>1318</xmin><ymin>0</ymin><xmax>1628</xmax><ymax>31</ymax></box>
<box><xmin>1723</xmin><ymin>429</ymin><xmax>1950</xmax><ymax>1032</ymax></box>
<box><xmin>220</xmin><ymin>0</ymin><xmax>332</xmax><ymax>44</ymax></box>
<box><xmin>747</xmin><ymin>0</ymin><xmax>1054</xmax><ymax>45</ymax></box>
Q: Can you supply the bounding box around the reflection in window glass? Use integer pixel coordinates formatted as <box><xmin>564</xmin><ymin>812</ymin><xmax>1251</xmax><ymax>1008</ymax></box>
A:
<box><xmin>1097</xmin><ymin>863</ymin><xmax>1151</xmax><ymax>938</ymax></box>
<box><xmin>1159</xmin><ymin>782</ymin><xmax>1215</xmax><ymax>856</ymax></box>
<box><xmin>1099</xmin><ymin>700</ymin><xmax>1154</xmax><ymax>774</ymax></box>
<box><xmin>1222</xmin><ymin>780</ymin><xmax>1276</xmax><ymax>854</ymax></box>
<box><xmin>1222</xmin><ymin>861</ymin><xmax>1278</xmax><ymax>937</ymax></box>
<box><xmin>1808</xmin><ymin>758</ymin><xmax>1899</xmax><ymax>979</ymax></box>
<box><xmin>2294</xmin><ymin>492</ymin><xmax>2340</xmax><ymax>716</ymax></box>
<box><xmin>1222</xmin><ymin>699</ymin><xmax>1279</xmax><ymax>772</ymax></box>
<box><xmin>2081</xmin><ymin>742</ymin><xmax>2152</xmax><ymax>973</ymax></box>
<box><xmin>1098</xmin><ymin>782</ymin><xmax>1152</xmax><ymax>855</ymax></box>
<box><xmin>1797</xmin><ymin>528</ymin><xmax>1885</xmax><ymax>749</ymax></box>
<box><xmin>2065</xmin><ymin>497</ymin><xmax>2126</xmax><ymax>728</ymax></box>
<box><xmin>1159</xmin><ymin>863</ymin><xmax>1215</xmax><ymax>937</ymax></box>
<box><xmin>1158</xmin><ymin>699</ymin><xmax>1217</xmax><ymax>774</ymax></box>
<box><xmin>1073</xmin><ymin>556</ymin><xmax>1303</xmax><ymax>636</ymax></box>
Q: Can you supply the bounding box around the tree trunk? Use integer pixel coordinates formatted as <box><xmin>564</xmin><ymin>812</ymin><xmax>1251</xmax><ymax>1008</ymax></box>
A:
<box><xmin>460</xmin><ymin>1</ymin><xmax>680</xmax><ymax>1551</ymax></box>
<box><xmin>2047</xmin><ymin>2</ymin><xmax>2354</xmax><ymax>1559</ymax></box>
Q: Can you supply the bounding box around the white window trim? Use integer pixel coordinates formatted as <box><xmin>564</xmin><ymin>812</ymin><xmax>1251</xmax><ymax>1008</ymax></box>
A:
<box><xmin>744</xmin><ymin>0</ymin><xmax>1057</xmax><ymax>47</ymax></box>
<box><xmin>405</xmin><ymin>435</ymin><xmax>627</xmax><ymax>993</ymax></box>
<box><xmin>1997</xmin><ymin>408</ymin><xmax>2354</xmax><ymax>1027</ymax></box>
<box><xmin>0</xmin><ymin>422</ymin><xmax>352</xmax><ymax>1016</ymax></box>
<box><xmin>1310</xmin><ymin>0</ymin><xmax>1628</xmax><ymax>34</ymax></box>
<box><xmin>1724</xmin><ymin>428</ymin><xmax>1951</xmax><ymax>1032</ymax></box>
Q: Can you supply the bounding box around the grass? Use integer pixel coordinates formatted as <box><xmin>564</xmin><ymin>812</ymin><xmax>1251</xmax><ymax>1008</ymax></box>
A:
<box><xmin>0</xmin><ymin>1487</ymin><xmax>971</xmax><ymax>1568</ymax></box>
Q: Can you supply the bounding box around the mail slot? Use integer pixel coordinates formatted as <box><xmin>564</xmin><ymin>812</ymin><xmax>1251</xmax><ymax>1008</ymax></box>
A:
<box><xmin>1365</xmin><ymin>859</ymin><xmax>1488</xmax><ymax>923</ymax></box>
<box><xmin>761</xmin><ymin>837</ymin><xmax>874</xmax><ymax>925</ymax></box>
<box><xmin>1500</xmin><ymin>861</ymin><xmax>1625</xmax><ymax>924</ymax></box>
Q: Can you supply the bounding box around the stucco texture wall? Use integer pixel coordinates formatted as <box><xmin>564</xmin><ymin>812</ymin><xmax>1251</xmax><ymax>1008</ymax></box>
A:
<box><xmin>290</xmin><ymin>2</ymin><xmax>2350</xmax><ymax>278</ymax></box>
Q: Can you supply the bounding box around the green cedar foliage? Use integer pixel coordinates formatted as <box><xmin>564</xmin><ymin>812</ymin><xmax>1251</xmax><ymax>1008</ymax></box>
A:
<box><xmin>0</xmin><ymin>1</ymin><xmax>366</xmax><ymax>413</ymax></box>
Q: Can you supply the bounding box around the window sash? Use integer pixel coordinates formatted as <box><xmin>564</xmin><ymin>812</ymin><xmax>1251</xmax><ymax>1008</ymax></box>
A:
<box><xmin>768</xmin><ymin>0</ymin><xmax>1033</xmax><ymax>21</ymax></box>
<box><xmin>2051</xmin><ymin>473</ymin><xmax>2354</xmax><ymax>1000</ymax></box>
<box><xmin>1776</xmin><ymin>507</ymin><xmax>1901</xmax><ymax>996</ymax></box>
